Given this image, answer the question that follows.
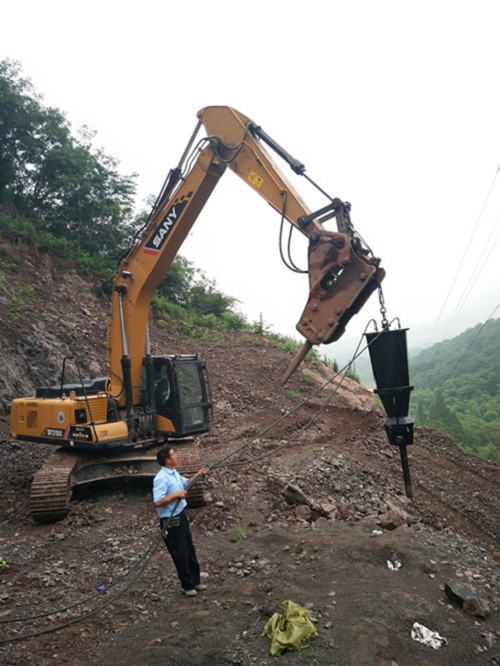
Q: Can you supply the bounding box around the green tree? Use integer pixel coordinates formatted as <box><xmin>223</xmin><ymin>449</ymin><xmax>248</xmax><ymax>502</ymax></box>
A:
<box><xmin>153</xmin><ymin>255</ymin><xmax>242</xmax><ymax>321</ymax></box>
<box><xmin>416</xmin><ymin>400</ymin><xmax>425</xmax><ymax>425</ymax></box>
<box><xmin>482</xmin><ymin>442</ymin><xmax>500</xmax><ymax>463</ymax></box>
<box><xmin>252</xmin><ymin>313</ymin><xmax>270</xmax><ymax>335</ymax></box>
<box><xmin>189</xmin><ymin>277</ymin><xmax>238</xmax><ymax>317</ymax></box>
<box><xmin>410</xmin><ymin>318</ymin><xmax>500</xmax><ymax>461</ymax></box>
<box><xmin>428</xmin><ymin>390</ymin><xmax>466</xmax><ymax>443</ymax></box>
<box><xmin>0</xmin><ymin>59</ymin><xmax>136</xmax><ymax>258</ymax></box>
<box><xmin>156</xmin><ymin>256</ymin><xmax>196</xmax><ymax>307</ymax></box>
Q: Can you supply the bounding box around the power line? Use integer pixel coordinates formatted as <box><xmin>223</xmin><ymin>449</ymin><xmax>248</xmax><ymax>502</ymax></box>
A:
<box><xmin>444</xmin><ymin>212</ymin><xmax>500</xmax><ymax>337</ymax></box>
<box><xmin>426</xmin><ymin>166</ymin><xmax>500</xmax><ymax>348</ymax></box>
<box><xmin>442</xmin><ymin>300</ymin><xmax>500</xmax><ymax>383</ymax></box>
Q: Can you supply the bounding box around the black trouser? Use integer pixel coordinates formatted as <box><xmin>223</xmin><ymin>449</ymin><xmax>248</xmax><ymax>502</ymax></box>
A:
<box><xmin>160</xmin><ymin>511</ymin><xmax>200</xmax><ymax>591</ymax></box>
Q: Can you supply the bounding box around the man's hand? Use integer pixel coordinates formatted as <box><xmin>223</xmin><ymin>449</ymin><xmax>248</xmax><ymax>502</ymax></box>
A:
<box><xmin>187</xmin><ymin>468</ymin><xmax>210</xmax><ymax>486</ymax></box>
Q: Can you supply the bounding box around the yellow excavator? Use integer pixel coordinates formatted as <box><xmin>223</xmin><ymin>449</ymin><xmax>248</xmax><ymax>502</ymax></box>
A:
<box><xmin>10</xmin><ymin>106</ymin><xmax>384</xmax><ymax>521</ymax></box>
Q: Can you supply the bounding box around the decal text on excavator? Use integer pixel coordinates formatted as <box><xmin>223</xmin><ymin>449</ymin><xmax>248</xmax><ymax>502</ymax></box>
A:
<box><xmin>144</xmin><ymin>199</ymin><xmax>189</xmax><ymax>255</ymax></box>
<box><xmin>44</xmin><ymin>428</ymin><xmax>64</xmax><ymax>438</ymax></box>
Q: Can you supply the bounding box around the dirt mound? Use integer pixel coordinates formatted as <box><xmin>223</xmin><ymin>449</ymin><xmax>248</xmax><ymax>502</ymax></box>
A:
<box><xmin>1</xmin><ymin>233</ymin><xmax>500</xmax><ymax>665</ymax></box>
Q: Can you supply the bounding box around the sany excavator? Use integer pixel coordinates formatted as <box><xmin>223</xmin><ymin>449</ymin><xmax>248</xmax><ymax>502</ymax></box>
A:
<box><xmin>10</xmin><ymin>107</ymin><xmax>384</xmax><ymax>521</ymax></box>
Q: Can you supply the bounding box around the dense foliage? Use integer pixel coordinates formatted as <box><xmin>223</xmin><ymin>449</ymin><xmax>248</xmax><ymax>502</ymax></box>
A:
<box><xmin>0</xmin><ymin>60</ymin><xmax>239</xmax><ymax>314</ymax></box>
<box><xmin>0</xmin><ymin>60</ymin><xmax>137</xmax><ymax>263</ymax></box>
<box><xmin>410</xmin><ymin>319</ymin><xmax>500</xmax><ymax>462</ymax></box>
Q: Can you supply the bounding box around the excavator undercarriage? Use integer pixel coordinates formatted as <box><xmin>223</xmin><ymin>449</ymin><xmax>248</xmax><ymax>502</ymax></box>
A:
<box><xmin>30</xmin><ymin>440</ymin><xmax>205</xmax><ymax>522</ymax></box>
<box><xmin>13</xmin><ymin>353</ymin><xmax>212</xmax><ymax>522</ymax></box>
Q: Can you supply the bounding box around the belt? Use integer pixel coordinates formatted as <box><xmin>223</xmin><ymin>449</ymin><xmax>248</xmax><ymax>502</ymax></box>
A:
<box><xmin>160</xmin><ymin>511</ymin><xmax>183</xmax><ymax>529</ymax></box>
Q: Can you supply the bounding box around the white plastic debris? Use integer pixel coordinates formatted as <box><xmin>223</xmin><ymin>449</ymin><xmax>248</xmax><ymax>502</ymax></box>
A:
<box><xmin>370</xmin><ymin>530</ymin><xmax>383</xmax><ymax>538</ymax></box>
<box><xmin>387</xmin><ymin>559</ymin><xmax>402</xmax><ymax>571</ymax></box>
<box><xmin>411</xmin><ymin>622</ymin><xmax>448</xmax><ymax>649</ymax></box>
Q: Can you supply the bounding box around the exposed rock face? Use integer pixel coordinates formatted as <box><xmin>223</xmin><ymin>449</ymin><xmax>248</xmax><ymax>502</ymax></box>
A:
<box><xmin>0</xmin><ymin>241</ymin><xmax>108</xmax><ymax>413</ymax></box>
<box><xmin>299</xmin><ymin>366</ymin><xmax>376</xmax><ymax>412</ymax></box>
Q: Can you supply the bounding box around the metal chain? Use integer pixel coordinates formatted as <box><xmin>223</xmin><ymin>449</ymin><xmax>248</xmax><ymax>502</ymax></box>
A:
<box><xmin>376</xmin><ymin>268</ymin><xmax>389</xmax><ymax>329</ymax></box>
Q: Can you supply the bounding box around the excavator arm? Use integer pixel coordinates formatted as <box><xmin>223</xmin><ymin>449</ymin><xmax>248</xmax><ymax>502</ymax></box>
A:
<box><xmin>107</xmin><ymin>106</ymin><xmax>384</xmax><ymax>406</ymax></box>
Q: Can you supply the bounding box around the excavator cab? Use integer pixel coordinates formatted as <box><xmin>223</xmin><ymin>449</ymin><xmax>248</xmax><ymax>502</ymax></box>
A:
<box><xmin>139</xmin><ymin>354</ymin><xmax>212</xmax><ymax>437</ymax></box>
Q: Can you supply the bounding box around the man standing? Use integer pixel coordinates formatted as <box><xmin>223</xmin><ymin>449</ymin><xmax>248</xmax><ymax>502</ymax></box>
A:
<box><xmin>153</xmin><ymin>446</ymin><xmax>209</xmax><ymax>597</ymax></box>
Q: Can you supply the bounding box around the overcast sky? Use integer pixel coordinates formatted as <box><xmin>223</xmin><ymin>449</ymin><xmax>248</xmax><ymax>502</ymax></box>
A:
<box><xmin>3</xmin><ymin>1</ymin><xmax>500</xmax><ymax>364</ymax></box>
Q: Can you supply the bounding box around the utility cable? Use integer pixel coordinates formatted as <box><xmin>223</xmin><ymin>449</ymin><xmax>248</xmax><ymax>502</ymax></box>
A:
<box><xmin>444</xmin><ymin>212</ymin><xmax>500</xmax><ymax>337</ymax></box>
<box><xmin>441</xmin><ymin>299</ymin><xmax>500</xmax><ymax>384</ymax></box>
<box><xmin>210</xmin><ymin>324</ymin><xmax>383</xmax><ymax>471</ymax></box>
<box><xmin>0</xmin><ymin>328</ymin><xmax>384</xmax><ymax>645</ymax></box>
<box><xmin>0</xmin><ymin>535</ymin><xmax>159</xmax><ymax>644</ymax></box>
<box><xmin>214</xmin><ymin>369</ymin><xmax>351</xmax><ymax>469</ymax></box>
<box><xmin>0</xmin><ymin>526</ymin><xmax>165</xmax><ymax>626</ymax></box>
<box><xmin>0</xmin><ymin>494</ymin><xmax>188</xmax><ymax>644</ymax></box>
<box><xmin>426</xmin><ymin>166</ymin><xmax>500</xmax><ymax>349</ymax></box>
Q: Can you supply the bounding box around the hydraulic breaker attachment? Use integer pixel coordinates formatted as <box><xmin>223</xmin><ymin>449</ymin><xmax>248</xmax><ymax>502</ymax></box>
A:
<box><xmin>298</xmin><ymin>229</ymin><xmax>382</xmax><ymax>346</ymax></box>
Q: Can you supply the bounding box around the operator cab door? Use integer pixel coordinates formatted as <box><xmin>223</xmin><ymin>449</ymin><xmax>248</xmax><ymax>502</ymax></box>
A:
<box><xmin>140</xmin><ymin>355</ymin><xmax>212</xmax><ymax>437</ymax></box>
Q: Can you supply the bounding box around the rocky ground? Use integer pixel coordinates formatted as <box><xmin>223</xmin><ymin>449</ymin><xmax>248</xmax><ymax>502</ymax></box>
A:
<box><xmin>1</xmin><ymin>231</ymin><xmax>500</xmax><ymax>665</ymax></box>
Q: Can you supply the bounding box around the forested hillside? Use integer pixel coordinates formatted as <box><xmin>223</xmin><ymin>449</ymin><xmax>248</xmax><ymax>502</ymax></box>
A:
<box><xmin>410</xmin><ymin>318</ymin><xmax>500</xmax><ymax>462</ymax></box>
<box><xmin>0</xmin><ymin>61</ymin><xmax>249</xmax><ymax>329</ymax></box>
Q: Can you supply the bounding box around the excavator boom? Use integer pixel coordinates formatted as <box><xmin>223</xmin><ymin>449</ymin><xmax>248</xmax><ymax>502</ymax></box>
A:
<box><xmin>108</xmin><ymin>106</ymin><xmax>383</xmax><ymax>405</ymax></box>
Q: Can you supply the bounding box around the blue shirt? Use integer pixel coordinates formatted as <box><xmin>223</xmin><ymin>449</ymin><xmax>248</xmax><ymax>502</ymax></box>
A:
<box><xmin>153</xmin><ymin>466</ymin><xmax>188</xmax><ymax>518</ymax></box>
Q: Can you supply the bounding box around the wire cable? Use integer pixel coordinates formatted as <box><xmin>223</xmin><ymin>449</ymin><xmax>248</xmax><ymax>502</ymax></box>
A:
<box><xmin>214</xmin><ymin>370</ymin><xmax>351</xmax><ymax>469</ymax></box>
<box><xmin>444</xmin><ymin>211</ymin><xmax>500</xmax><ymax>337</ymax></box>
<box><xmin>0</xmin><ymin>493</ymin><xmax>189</xmax><ymax>644</ymax></box>
<box><xmin>426</xmin><ymin>166</ymin><xmax>500</xmax><ymax>348</ymax></box>
<box><xmin>0</xmin><ymin>528</ymin><xmax>164</xmax><ymax>627</ymax></box>
<box><xmin>0</xmin><ymin>327</ymin><xmax>384</xmax><ymax>644</ymax></box>
<box><xmin>211</xmin><ymin>325</ymin><xmax>383</xmax><ymax>471</ymax></box>
<box><xmin>441</xmin><ymin>299</ymin><xmax>500</xmax><ymax>384</ymax></box>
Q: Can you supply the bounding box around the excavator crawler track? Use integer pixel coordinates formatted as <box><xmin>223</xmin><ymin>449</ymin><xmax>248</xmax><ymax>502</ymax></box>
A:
<box><xmin>172</xmin><ymin>441</ymin><xmax>206</xmax><ymax>508</ymax></box>
<box><xmin>30</xmin><ymin>449</ymin><xmax>79</xmax><ymax>522</ymax></box>
<box><xmin>30</xmin><ymin>441</ymin><xmax>206</xmax><ymax>523</ymax></box>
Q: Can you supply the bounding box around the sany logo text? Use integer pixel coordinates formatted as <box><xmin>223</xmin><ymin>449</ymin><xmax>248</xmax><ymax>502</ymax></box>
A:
<box><xmin>144</xmin><ymin>196</ymin><xmax>190</xmax><ymax>255</ymax></box>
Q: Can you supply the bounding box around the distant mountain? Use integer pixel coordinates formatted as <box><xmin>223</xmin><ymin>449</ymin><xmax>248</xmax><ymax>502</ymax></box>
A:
<box><xmin>409</xmin><ymin>319</ymin><xmax>500</xmax><ymax>462</ymax></box>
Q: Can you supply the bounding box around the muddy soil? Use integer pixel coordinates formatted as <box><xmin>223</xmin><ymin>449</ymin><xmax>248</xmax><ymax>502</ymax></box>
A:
<box><xmin>1</xmin><ymin>401</ymin><xmax>500</xmax><ymax>666</ymax></box>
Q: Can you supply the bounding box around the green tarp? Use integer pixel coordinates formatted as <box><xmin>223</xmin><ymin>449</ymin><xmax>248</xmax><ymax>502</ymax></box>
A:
<box><xmin>262</xmin><ymin>600</ymin><xmax>319</xmax><ymax>656</ymax></box>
